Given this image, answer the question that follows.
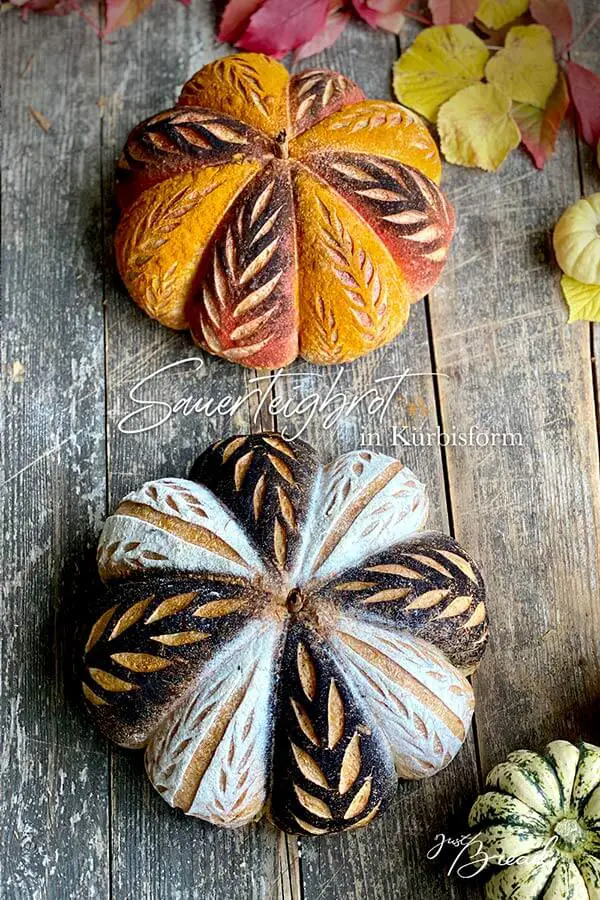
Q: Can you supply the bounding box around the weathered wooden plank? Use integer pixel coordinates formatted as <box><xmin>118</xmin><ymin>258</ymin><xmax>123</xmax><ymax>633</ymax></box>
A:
<box><xmin>0</xmin><ymin>13</ymin><xmax>109</xmax><ymax>899</ymax></box>
<box><xmin>271</xmin><ymin>21</ymin><xmax>482</xmax><ymax>899</ymax></box>
<box><xmin>99</xmin><ymin>5</ymin><xmax>281</xmax><ymax>898</ymax></box>
<box><xmin>4</xmin><ymin>7</ymin><xmax>598</xmax><ymax>899</ymax></box>
<box><xmin>574</xmin><ymin>1</ymin><xmax>600</xmax><ymax>408</ymax></box>
<box><xmin>429</xmin><ymin>0</ymin><xmax>600</xmax><ymax>847</ymax></box>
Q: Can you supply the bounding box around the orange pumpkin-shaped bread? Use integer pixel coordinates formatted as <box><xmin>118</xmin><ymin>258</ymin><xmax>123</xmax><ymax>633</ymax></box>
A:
<box><xmin>115</xmin><ymin>53</ymin><xmax>455</xmax><ymax>368</ymax></box>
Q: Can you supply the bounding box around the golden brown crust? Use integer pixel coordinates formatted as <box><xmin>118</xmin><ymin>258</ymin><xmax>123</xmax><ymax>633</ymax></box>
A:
<box><xmin>114</xmin><ymin>54</ymin><xmax>453</xmax><ymax>366</ymax></box>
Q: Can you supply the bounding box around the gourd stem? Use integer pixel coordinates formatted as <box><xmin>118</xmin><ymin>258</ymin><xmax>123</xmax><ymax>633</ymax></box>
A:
<box><xmin>553</xmin><ymin>817</ymin><xmax>587</xmax><ymax>849</ymax></box>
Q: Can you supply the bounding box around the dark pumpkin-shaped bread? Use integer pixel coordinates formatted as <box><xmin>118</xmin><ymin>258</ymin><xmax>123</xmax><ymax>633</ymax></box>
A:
<box><xmin>82</xmin><ymin>433</ymin><xmax>488</xmax><ymax>834</ymax></box>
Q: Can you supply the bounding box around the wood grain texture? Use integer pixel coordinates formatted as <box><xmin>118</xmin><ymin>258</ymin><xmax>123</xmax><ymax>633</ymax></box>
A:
<box><xmin>2</xmin><ymin>3</ymin><xmax>600</xmax><ymax>900</ymax></box>
<box><xmin>270</xmin><ymin>22</ymin><xmax>482</xmax><ymax>900</ymax></box>
<box><xmin>0</xmin><ymin>13</ymin><xmax>109</xmax><ymax>899</ymax></box>
<box><xmin>428</xmin><ymin>0</ymin><xmax>600</xmax><ymax>802</ymax></box>
<box><xmin>99</xmin><ymin>4</ymin><xmax>281</xmax><ymax>898</ymax></box>
<box><xmin>574</xmin><ymin>0</ymin><xmax>600</xmax><ymax>425</ymax></box>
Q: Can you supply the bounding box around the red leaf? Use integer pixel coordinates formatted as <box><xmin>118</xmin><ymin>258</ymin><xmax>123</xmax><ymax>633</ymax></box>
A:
<box><xmin>428</xmin><ymin>0</ymin><xmax>477</xmax><ymax>25</ymax></box>
<box><xmin>371</xmin><ymin>0</ymin><xmax>408</xmax><ymax>31</ymax></box>
<box><xmin>351</xmin><ymin>0</ymin><xmax>407</xmax><ymax>31</ymax></box>
<box><xmin>218</xmin><ymin>0</ymin><xmax>263</xmax><ymax>43</ymax></box>
<box><xmin>350</xmin><ymin>0</ymin><xmax>377</xmax><ymax>25</ymax></box>
<box><xmin>530</xmin><ymin>0</ymin><xmax>572</xmax><ymax>47</ymax></box>
<box><xmin>566</xmin><ymin>61</ymin><xmax>600</xmax><ymax>147</ymax></box>
<box><xmin>513</xmin><ymin>70</ymin><xmax>570</xmax><ymax>169</ymax></box>
<box><xmin>13</xmin><ymin>0</ymin><xmax>79</xmax><ymax>13</ymax></box>
<box><xmin>103</xmin><ymin>0</ymin><xmax>153</xmax><ymax>32</ymax></box>
<box><xmin>295</xmin><ymin>0</ymin><xmax>350</xmax><ymax>59</ymax></box>
<box><xmin>236</xmin><ymin>0</ymin><xmax>329</xmax><ymax>57</ymax></box>
<box><xmin>352</xmin><ymin>0</ymin><xmax>377</xmax><ymax>28</ymax></box>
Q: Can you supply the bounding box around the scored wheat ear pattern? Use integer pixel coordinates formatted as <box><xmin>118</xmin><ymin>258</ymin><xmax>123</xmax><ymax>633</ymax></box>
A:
<box><xmin>317</xmin><ymin>196</ymin><xmax>388</xmax><ymax>343</ymax></box>
<box><xmin>114</xmin><ymin>53</ymin><xmax>455</xmax><ymax>367</ymax></box>
<box><xmin>292</xmin><ymin>70</ymin><xmax>351</xmax><ymax>125</ymax></box>
<box><xmin>200</xmin><ymin>57</ymin><xmax>271</xmax><ymax>116</ymax></box>
<box><xmin>81</xmin><ymin>432</ymin><xmax>488</xmax><ymax>835</ymax></box>
<box><xmin>197</xmin><ymin>175</ymin><xmax>287</xmax><ymax>361</ymax></box>
<box><xmin>122</xmin><ymin>181</ymin><xmax>222</xmax><ymax>323</ymax></box>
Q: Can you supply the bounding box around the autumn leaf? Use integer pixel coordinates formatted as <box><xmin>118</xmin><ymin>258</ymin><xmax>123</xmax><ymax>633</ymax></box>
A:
<box><xmin>368</xmin><ymin>0</ymin><xmax>407</xmax><ymax>33</ymax></box>
<box><xmin>566</xmin><ymin>62</ymin><xmax>600</xmax><ymax>148</ymax></box>
<box><xmin>475</xmin><ymin>0</ymin><xmax>527</xmax><ymax>30</ymax></box>
<box><xmin>350</xmin><ymin>0</ymin><xmax>376</xmax><ymax>24</ymax></box>
<box><xmin>28</xmin><ymin>105</ymin><xmax>52</xmax><ymax>131</ymax></box>
<box><xmin>236</xmin><ymin>0</ymin><xmax>329</xmax><ymax>57</ymax></box>
<box><xmin>16</xmin><ymin>0</ymin><xmax>78</xmax><ymax>11</ymax></box>
<box><xmin>512</xmin><ymin>70</ymin><xmax>569</xmax><ymax>169</ymax></box>
<box><xmin>352</xmin><ymin>0</ymin><xmax>407</xmax><ymax>33</ymax></box>
<box><xmin>529</xmin><ymin>0</ymin><xmax>572</xmax><ymax>47</ymax></box>
<box><xmin>295</xmin><ymin>0</ymin><xmax>350</xmax><ymax>58</ymax></box>
<box><xmin>428</xmin><ymin>0</ymin><xmax>478</xmax><ymax>25</ymax></box>
<box><xmin>486</xmin><ymin>25</ymin><xmax>557</xmax><ymax>109</ymax></box>
<box><xmin>104</xmin><ymin>0</ymin><xmax>153</xmax><ymax>33</ymax></box>
<box><xmin>219</xmin><ymin>0</ymin><xmax>263</xmax><ymax>43</ymax></box>
<box><xmin>393</xmin><ymin>24</ymin><xmax>489</xmax><ymax>122</ymax></box>
<box><xmin>437</xmin><ymin>82</ymin><xmax>520</xmax><ymax>170</ymax></box>
<box><xmin>473</xmin><ymin>12</ymin><xmax>528</xmax><ymax>42</ymax></box>
<box><xmin>561</xmin><ymin>275</ymin><xmax>600</xmax><ymax>323</ymax></box>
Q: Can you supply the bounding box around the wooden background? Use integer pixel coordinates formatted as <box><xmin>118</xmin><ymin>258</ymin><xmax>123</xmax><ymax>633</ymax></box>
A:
<box><xmin>2</xmin><ymin>2</ymin><xmax>600</xmax><ymax>897</ymax></box>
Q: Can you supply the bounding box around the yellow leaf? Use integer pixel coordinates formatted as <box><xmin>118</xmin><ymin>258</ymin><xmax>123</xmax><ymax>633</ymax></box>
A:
<box><xmin>393</xmin><ymin>25</ymin><xmax>489</xmax><ymax>123</ymax></box>
<box><xmin>437</xmin><ymin>82</ymin><xmax>521</xmax><ymax>171</ymax></box>
<box><xmin>561</xmin><ymin>275</ymin><xmax>600</xmax><ymax>323</ymax></box>
<box><xmin>475</xmin><ymin>0</ymin><xmax>528</xmax><ymax>30</ymax></box>
<box><xmin>485</xmin><ymin>25</ymin><xmax>558</xmax><ymax>108</ymax></box>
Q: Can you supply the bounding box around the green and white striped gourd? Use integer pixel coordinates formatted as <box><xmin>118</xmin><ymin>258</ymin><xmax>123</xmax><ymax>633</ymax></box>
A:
<box><xmin>469</xmin><ymin>740</ymin><xmax>600</xmax><ymax>898</ymax></box>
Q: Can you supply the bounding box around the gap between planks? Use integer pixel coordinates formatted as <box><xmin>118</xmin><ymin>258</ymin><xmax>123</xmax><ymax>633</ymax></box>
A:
<box><xmin>97</xmin><ymin>9</ymin><xmax>116</xmax><ymax>899</ymax></box>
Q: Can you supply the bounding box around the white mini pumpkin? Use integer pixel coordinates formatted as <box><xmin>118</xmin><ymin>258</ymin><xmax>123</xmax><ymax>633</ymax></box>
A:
<box><xmin>553</xmin><ymin>193</ymin><xmax>600</xmax><ymax>285</ymax></box>
<box><xmin>469</xmin><ymin>740</ymin><xmax>600</xmax><ymax>898</ymax></box>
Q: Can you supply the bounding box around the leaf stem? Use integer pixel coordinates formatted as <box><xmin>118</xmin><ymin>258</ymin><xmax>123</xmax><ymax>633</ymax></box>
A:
<box><xmin>402</xmin><ymin>7</ymin><xmax>432</xmax><ymax>26</ymax></box>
